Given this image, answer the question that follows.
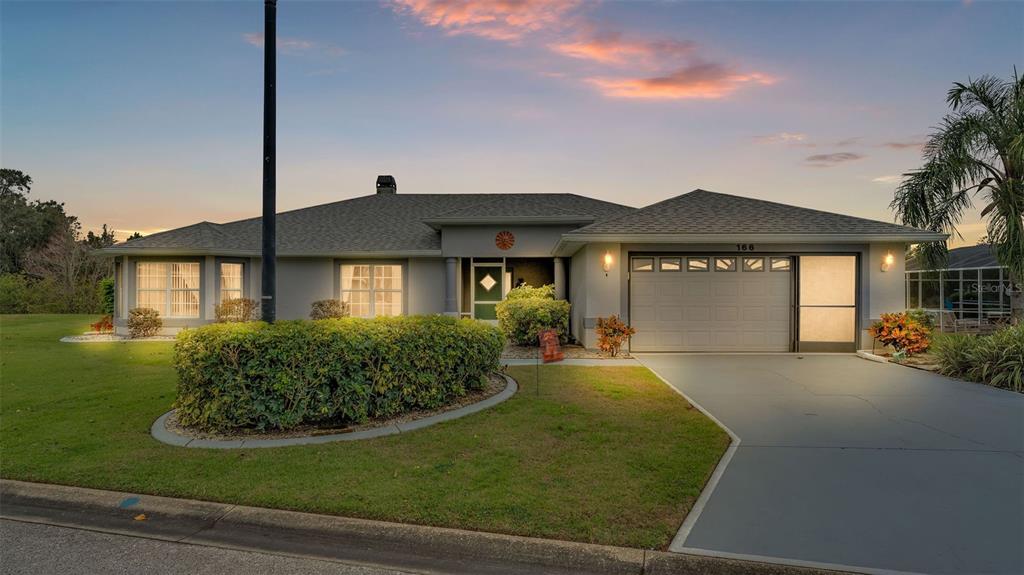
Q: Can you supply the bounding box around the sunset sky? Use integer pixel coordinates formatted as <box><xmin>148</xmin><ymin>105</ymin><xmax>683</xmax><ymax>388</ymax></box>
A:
<box><xmin>3</xmin><ymin>0</ymin><xmax>1020</xmax><ymax>246</ymax></box>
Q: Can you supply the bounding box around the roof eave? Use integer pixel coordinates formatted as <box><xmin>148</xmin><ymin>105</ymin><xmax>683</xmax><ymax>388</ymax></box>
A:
<box><xmin>97</xmin><ymin>248</ymin><xmax>444</xmax><ymax>258</ymax></box>
<box><xmin>553</xmin><ymin>232</ymin><xmax>948</xmax><ymax>255</ymax></box>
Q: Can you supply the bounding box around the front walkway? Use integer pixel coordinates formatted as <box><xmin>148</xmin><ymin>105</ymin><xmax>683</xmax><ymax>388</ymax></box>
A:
<box><xmin>636</xmin><ymin>354</ymin><xmax>1024</xmax><ymax>575</ymax></box>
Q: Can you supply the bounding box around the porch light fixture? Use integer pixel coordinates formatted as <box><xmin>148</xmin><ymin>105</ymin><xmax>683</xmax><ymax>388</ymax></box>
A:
<box><xmin>603</xmin><ymin>251</ymin><xmax>613</xmax><ymax>274</ymax></box>
<box><xmin>881</xmin><ymin>251</ymin><xmax>894</xmax><ymax>272</ymax></box>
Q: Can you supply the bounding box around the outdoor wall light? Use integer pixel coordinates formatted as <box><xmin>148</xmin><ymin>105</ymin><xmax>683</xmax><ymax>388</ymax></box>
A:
<box><xmin>603</xmin><ymin>251</ymin><xmax>613</xmax><ymax>274</ymax></box>
<box><xmin>881</xmin><ymin>251</ymin><xmax>895</xmax><ymax>272</ymax></box>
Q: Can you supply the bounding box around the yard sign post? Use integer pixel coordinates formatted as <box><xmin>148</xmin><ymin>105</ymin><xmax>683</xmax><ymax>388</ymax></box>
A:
<box><xmin>261</xmin><ymin>0</ymin><xmax>277</xmax><ymax>323</ymax></box>
<box><xmin>537</xmin><ymin>328</ymin><xmax>564</xmax><ymax>396</ymax></box>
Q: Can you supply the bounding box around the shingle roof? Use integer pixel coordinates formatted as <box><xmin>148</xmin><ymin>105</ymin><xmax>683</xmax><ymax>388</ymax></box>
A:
<box><xmin>566</xmin><ymin>189</ymin><xmax>941</xmax><ymax>238</ymax></box>
<box><xmin>906</xmin><ymin>244</ymin><xmax>1003</xmax><ymax>271</ymax></box>
<box><xmin>107</xmin><ymin>193</ymin><xmax>634</xmax><ymax>255</ymax></box>
<box><xmin>427</xmin><ymin>195</ymin><xmax>595</xmax><ymax>220</ymax></box>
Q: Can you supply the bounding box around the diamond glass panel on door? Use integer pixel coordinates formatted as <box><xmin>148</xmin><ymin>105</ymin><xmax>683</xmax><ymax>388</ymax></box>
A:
<box><xmin>473</xmin><ymin>265</ymin><xmax>503</xmax><ymax>320</ymax></box>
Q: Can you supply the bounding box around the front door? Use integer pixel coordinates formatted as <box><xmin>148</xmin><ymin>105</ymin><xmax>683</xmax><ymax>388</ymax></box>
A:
<box><xmin>473</xmin><ymin>263</ymin><xmax>504</xmax><ymax>320</ymax></box>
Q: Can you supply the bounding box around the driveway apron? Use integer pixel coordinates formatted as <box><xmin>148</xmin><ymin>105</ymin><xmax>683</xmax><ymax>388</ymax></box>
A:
<box><xmin>635</xmin><ymin>354</ymin><xmax>1024</xmax><ymax>575</ymax></box>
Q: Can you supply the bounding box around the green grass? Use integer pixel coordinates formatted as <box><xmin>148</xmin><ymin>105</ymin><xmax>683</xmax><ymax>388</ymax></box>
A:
<box><xmin>0</xmin><ymin>314</ymin><xmax>729</xmax><ymax>549</ymax></box>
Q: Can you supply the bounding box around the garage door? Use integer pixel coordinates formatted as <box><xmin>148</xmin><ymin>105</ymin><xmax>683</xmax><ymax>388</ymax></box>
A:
<box><xmin>629</xmin><ymin>255</ymin><xmax>792</xmax><ymax>352</ymax></box>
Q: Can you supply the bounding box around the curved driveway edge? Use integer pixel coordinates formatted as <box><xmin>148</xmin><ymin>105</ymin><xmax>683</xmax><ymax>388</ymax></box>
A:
<box><xmin>151</xmin><ymin>373</ymin><xmax>517</xmax><ymax>449</ymax></box>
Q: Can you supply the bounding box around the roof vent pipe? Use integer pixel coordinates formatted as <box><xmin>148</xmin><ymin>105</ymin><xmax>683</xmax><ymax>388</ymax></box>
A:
<box><xmin>376</xmin><ymin>175</ymin><xmax>397</xmax><ymax>194</ymax></box>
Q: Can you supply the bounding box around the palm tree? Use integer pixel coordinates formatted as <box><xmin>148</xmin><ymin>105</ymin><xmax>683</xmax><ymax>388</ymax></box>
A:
<box><xmin>892</xmin><ymin>71</ymin><xmax>1024</xmax><ymax>318</ymax></box>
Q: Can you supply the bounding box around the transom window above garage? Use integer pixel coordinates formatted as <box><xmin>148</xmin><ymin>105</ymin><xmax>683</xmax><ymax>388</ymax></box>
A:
<box><xmin>742</xmin><ymin>257</ymin><xmax>765</xmax><ymax>272</ymax></box>
<box><xmin>715</xmin><ymin>257</ymin><xmax>736</xmax><ymax>271</ymax></box>
<box><xmin>687</xmin><ymin>257</ymin><xmax>709</xmax><ymax>271</ymax></box>
<box><xmin>631</xmin><ymin>257</ymin><xmax>654</xmax><ymax>272</ymax></box>
<box><xmin>659</xmin><ymin>257</ymin><xmax>681</xmax><ymax>271</ymax></box>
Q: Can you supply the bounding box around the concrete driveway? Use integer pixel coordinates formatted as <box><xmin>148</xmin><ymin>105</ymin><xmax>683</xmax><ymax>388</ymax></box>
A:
<box><xmin>635</xmin><ymin>354</ymin><xmax>1024</xmax><ymax>575</ymax></box>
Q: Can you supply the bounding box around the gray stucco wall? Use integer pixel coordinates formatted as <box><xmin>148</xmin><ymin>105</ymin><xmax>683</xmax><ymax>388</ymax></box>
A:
<box><xmin>566</xmin><ymin>241</ymin><xmax>907</xmax><ymax>350</ymax></box>
<box><xmin>408</xmin><ymin>258</ymin><xmax>446</xmax><ymax>315</ymax></box>
<box><xmin>114</xmin><ymin>255</ymin><xmax>449</xmax><ymax>334</ymax></box>
<box><xmin>441</xmin><ymin>225</ymin><xmax>579</xmax><ymax>258</ymax></box>
<box><xmin>276</xmin><ymin>258</ymin><xmax>335</xmax><ymax>320</ymax></box>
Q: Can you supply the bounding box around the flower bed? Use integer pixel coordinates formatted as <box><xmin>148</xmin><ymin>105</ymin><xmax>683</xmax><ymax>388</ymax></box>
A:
<box><xmin>173</xmin><ymin>315</ymin><xmax>504</xmax><ymax>431</ymax></box>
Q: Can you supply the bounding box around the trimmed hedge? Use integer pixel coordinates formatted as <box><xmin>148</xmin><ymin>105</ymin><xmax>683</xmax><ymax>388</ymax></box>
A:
<box><xmin>173</xmin><ymin>315</ymin><xmax>504</xmax><ymax>431</ymax></box>
<box><xmin>933</xmin><ymin>325</ymin><xmax>1024</xmax><ymax>393</ymax></box>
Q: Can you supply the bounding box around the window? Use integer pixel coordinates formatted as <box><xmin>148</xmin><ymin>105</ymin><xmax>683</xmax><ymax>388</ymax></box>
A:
<box><xmin>632</xmin><ymin>257</ymin><xmax>654</xmax><ymax>272</ymax></box>
<box><xmin>341</xmin><ymin>264</ymin><xmax>403</xmax><ymax>317</ymax></box>
<box><xmin>742</xmin><ymin>257</ymin><xmax>764</xmax><ymax>272</ymax></box>
<box><xmin>659</xmin><ymin>257</ymin><xmax>681</xmax><ymax>271</ymax></box>
<box><xmin>770</xmin><ymin>257</ymin><xmax>791</xmax><ymax>271</ymax></box>
<box><xmin>715</xmin><ymin>257</ymin><xmax>736</xmax><ymax>272</ymax></box>
<box><xmin>687</xmin><ymin>257</ymin><xmax>709</xmax><ymax>271</ymax></box>
<box><xmin>219</xmin><ymin>263</ymin><xmax>243</xmax><ymax>302</ymax></box>
<box><xmin>136</xmin><ymin>262</ymin><xmax>200</xmax><ymax>318</ymax></box>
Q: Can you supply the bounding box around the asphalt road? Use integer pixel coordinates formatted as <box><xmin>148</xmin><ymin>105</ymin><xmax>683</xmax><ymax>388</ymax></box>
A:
<box><xmin>0</xmin><ymin>519</ymin><xmax>407</xmax><ymax>575</ymax></box>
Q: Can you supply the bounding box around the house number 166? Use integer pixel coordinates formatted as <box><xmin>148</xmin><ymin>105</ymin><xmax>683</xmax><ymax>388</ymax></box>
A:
<box><xmin>736</xmin><ymin>244</ymin><xmax>755</xmax><ymax>251</ymax></box>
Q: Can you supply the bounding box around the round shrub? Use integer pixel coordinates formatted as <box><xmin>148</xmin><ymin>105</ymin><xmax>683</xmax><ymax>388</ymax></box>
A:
<box><xmin>496</xmin><ymin>298</ymin><xmax>570</xmax><ymax>345</ymax></box>
<box><xmin>496</xmin><ymin>284</ymin><xmax>569</xmax><ymax>345</ymax></box>
<box><xmin>310</xmin><ymin>299</ymin><xmax>349</xmax><ymax>320</ymax></box>
<box><xmin>215</xmin><ymin>297</ymin><xmax>258</xmax><ymax>323</ymax></box>
<box><xmin>127</xmin><ymin>307</ymin><xmax>162</xmax><ymax>338</ymax></box>
<box><xmin>172</xmin><ymin>315</ymin><xmax>504</xmax><ymax>431</ymax></box>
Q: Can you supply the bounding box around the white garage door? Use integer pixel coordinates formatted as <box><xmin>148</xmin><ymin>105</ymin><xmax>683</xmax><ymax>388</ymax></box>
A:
<box><xmin>629</xmin><ymin>255</ymin><xmax>792</xmax><ymax>352</ymax></box>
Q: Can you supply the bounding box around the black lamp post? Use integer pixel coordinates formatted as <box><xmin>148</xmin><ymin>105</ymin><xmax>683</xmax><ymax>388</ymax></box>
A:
<box><xmin>261</xmin><ymin>0</ymin><xmax>277</xmax><ymax>323</ymax></box>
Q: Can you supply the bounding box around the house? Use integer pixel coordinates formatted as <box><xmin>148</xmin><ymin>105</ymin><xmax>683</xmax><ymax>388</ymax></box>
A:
<box><xmin>906</xmin><ymin>244</ymin><xmax>1014</xmax><ymax>323</ymax></box>
<box><xmin>101</xmin><ymin>176</ymin><xmax>944</xmax><ymax>352</ymax></box>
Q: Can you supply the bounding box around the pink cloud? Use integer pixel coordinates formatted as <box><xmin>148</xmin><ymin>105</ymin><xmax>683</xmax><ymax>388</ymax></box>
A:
<box><xmin>587</xmin><ymin>62</ymin><xmax>776</xmax><ymax>100</ymax></box>
<box><xmin>804</xmin><ymin>152</ymin><xmax>865</xmax><ymax>168</ymax></box>
<box><xmin>551</xmin><ymin>31</ymin><xmax>695</xmax><ymax>65</ymax></box>
<box><xmin>881</xmin><ymin>140</ymin><xmax>926</xmax><ymax>150</ymax></box>
<box><xmin>389</xmin><ymin>0</ymin><xmax>580</xmax><ymax>41</ymax></box>
<box><xmin>388</xmin><ymin>1</ymin><xmax>776</xmax><ymax>102</ymax></box>
<box><xmin>244</xmin><ymin>32</ymin><xmax>313</xmax><ymax>51</ymax></box>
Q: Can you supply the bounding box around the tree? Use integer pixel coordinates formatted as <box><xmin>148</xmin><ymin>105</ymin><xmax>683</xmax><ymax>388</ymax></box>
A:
<box><xmin>84</xmin><ymin>224</ymin><xmax>116</xmax><ymax>249</ymax></box>
<box><xmin>891</xmin><ymin>71</ymin><xmax>1024</xmax><ymax>316</ymax></box>
<box><xmin>22</xmin><ymin>222</ymin><xmax>112</xmax><ymax>313</ymax></box>
<box><xmin>0</xmin><ymin>169</ymin><xmax>76</xmax><ymax>274</ymax></box>
<box><xmin>126</xmin><ymin>231</ymin><xmax>143</xmax><ymax>241</ymax></box>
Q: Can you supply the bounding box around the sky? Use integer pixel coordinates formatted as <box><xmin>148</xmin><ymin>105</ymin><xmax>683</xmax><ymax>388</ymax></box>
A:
<box><xmin>2</xmin><ymin>0</ymin><xmax>1020</xmax><ymax>246</ymax></box>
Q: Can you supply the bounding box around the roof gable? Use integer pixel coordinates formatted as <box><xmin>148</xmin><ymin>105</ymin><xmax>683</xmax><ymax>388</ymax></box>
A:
<box><xmin>567</xmin><ymin>189</ymin><xmax>942</xmax><ymax>238</ymax></box>
<box><xmin>108</xmin><ymin>193</ymin><xmax>634</xmax><ymax>255</ymax></box>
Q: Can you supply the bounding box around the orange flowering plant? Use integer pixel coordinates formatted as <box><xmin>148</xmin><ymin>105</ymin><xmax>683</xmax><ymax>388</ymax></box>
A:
<box><xmin>596</xmin><ymin>315</ymin><xmax>636</xmax><ymax>357</ymax></box>
<box><xmin>868</xmin><ymin>311</ymin><xmax>932</xmax><ymax>356</ymax></box>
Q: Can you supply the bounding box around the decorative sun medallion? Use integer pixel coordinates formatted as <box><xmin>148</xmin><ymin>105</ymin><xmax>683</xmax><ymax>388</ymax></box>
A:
<box><xmin>495</xmin><ymin>230</ymin><xmax>515</xmax><ymax>250</ymax></box>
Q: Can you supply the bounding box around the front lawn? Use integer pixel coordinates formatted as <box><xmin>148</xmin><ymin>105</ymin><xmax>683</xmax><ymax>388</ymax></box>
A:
<box><xmin>0</xmin><ymin>315</ymin><xmax>729</xmax><ymax>549</ymax></box>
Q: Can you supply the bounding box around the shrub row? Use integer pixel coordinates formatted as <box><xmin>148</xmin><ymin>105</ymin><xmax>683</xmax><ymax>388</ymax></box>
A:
<box><xmin>932</xmin><ymin>325</ymin><xmax>1024</xmax><ymax>393</ymax></box>
<box><xmin>173</xmin><ymin>315</ymin><xmax>504</xmax><ymax>431</ymax></box>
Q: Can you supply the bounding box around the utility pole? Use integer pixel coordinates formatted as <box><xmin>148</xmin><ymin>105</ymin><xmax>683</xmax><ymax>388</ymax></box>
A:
<box><xmin>261</xmin><ymin>0</ymin><xmax>277</xmax><ymax>323</ymax></box>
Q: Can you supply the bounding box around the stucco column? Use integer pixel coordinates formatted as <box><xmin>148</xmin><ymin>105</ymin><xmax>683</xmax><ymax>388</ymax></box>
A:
<box><xmin>553</xmin><ymin>257</ymin><xmax>566</xmax><ymax>300</ymax></box>
<box><xmin>444</xmin><ymin>257</ymin><xmax>458</xmax><ymax>316</ymax></box>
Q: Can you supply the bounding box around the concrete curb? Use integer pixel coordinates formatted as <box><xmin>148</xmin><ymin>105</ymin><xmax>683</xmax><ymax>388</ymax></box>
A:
<box><xmin>0</xmin><ymin>480</ymin><xmax>855</xmax><ymax>575</ymax></box>
<box><xmin>855</xmin><ymin>350</ymin><xmax>889</xmax><ymax>364</ymax></box>
<box><xmin>151</xmin><ymin>373</ymin><xmax>518</xmax><ymax>449</ymax></box>
<box><xmin>501</xmin><ymin>358</ymin><xmax>640</xmax><ymax>366</ymax></box>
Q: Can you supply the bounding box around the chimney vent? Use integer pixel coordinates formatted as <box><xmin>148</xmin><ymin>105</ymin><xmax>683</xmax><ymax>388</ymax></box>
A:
<box><xmin>376</xmin><ymin>175</ymin><xmax>397</xmax><ymax>194</ymax></box>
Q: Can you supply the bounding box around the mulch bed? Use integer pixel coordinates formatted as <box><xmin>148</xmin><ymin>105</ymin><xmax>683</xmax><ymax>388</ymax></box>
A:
<box><xmin>61</xmin><ymin>332</ymin><xmax>175</xmax><ymax>342</ymax></box>
<box><xmin>165</xmin><ymin>372</ymin><xmax>508</xmax><ymax>441</ymax></box>
<box><xmin>502</xmin><ymin>343</ymin><xmax>629</xmax><ymax>360</ymax></box>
